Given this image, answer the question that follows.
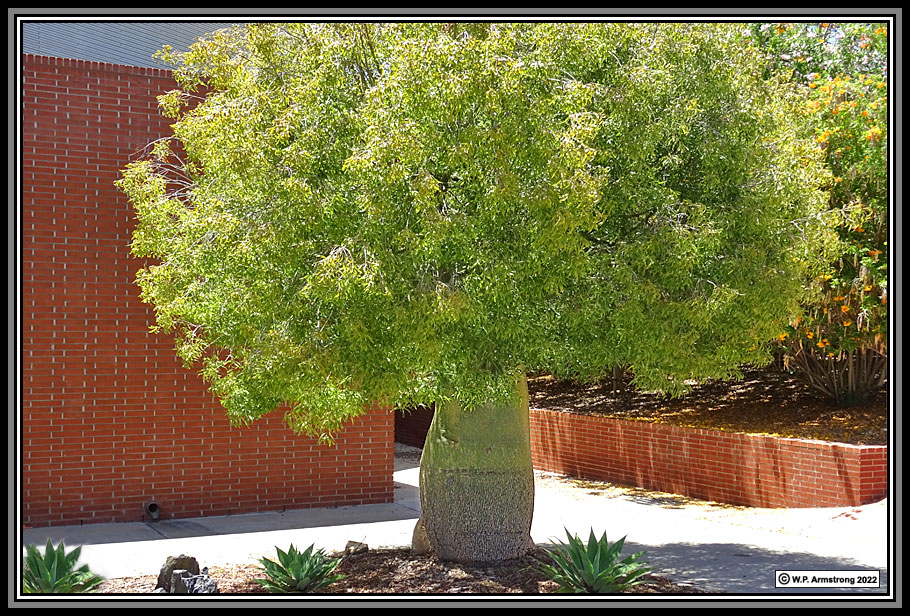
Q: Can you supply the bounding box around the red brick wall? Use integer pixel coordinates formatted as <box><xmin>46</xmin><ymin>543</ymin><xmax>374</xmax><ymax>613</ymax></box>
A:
<box><xmin>394</xmin><ymin>405</ymin><xmax>435</xmax><ymax>448</ymax></box>
<box><xmin>20</xmin><ymin>54</ymin><xmax>394</xmax><ymax>527</ymax></box>
<box><xmin>394</xmin><ymin>406</ymin><xmax>887</xmax><ymax>508</ymax></box>
<box><xmin>530</xmin><ymin>409</ymin><xmax>888</xmax><ymax>508</ymax></box>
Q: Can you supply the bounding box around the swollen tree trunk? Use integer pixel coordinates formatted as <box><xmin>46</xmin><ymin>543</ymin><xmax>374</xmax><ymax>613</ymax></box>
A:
<box><xmin>418</xmin><ymin>374</ymin><xmax>535</xmax><ymax>564</ymax></box>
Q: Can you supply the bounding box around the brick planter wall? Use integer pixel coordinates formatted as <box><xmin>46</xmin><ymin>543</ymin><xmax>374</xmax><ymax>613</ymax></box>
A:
<box><xmin>530</xmin><ymin>409</ymin><xmax>887</xmax><ymax>508</ymax></box>
<box><xmin>20</xmin><ymin>54</ymin><xmax>394</xmax><ymax>527</ymax></box>
<box><xmin>394</xmin><ymin>406</ymin><xmax>887</xmax><ymax>508</ymax></box>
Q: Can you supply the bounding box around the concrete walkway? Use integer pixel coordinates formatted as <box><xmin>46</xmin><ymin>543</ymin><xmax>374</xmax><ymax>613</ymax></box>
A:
<box><xmin>21</xmin><ymin>444</ymin><xmax>892</xmax><ymax>598</ymax></box>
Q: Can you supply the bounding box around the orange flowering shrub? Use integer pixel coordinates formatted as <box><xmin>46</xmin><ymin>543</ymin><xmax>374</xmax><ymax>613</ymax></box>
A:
<box><xmin>750</xmin><ymin>22</ymin><xmax>888</xmax><ymax>403</ymax></box>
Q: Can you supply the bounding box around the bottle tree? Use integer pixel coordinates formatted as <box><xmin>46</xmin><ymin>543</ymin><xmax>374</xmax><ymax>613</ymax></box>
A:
<box><xmin>119</xmin><ymin>22</ymin><xmax>828</xmax><ymax>563</ymax></box>
<box><xmin>748</xmin><ymin>22</ymin><xmax>889</xmax><ymax>404</ymax></box>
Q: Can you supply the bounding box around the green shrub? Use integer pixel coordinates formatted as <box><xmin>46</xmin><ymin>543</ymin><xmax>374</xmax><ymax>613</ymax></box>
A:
<box><xmin>254</xmin><ymin>543</ymin><xmax>346</xmax><ymax>593</ymax></box>
<box><xmin>22</xmin><ymin>539</ymin><xmax>105</xmax><ymax>594</ymax></box>
<box><xmin>536</xmin><ymin>528</ymin><xmax>652</xmax><ymax>594</ymax></box>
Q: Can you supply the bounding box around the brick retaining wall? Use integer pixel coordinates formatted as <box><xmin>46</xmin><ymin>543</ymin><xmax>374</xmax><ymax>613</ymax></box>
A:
<box><xmin>20</xmin><ymin>54</ymin><xmax>394</xmax><ymax>527</ymax></box>
<box><xmin>395</xmin><ymin>406</ymin><xmax>887</xmax><ymax>508</ymax></box>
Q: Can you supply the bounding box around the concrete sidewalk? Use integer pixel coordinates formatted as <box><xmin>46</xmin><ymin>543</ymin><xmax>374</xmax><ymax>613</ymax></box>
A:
<box><xmin>21</xmin><ymin>444</ymin><xmax>892</xmax><ymax>597</ymax></box>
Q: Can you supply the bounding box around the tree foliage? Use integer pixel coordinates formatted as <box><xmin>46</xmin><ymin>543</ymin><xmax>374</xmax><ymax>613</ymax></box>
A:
<box><xmin>747</xmin><ymin>22</ymin><xmax>889</xmax><ymax>402</ymax></box>
<box><xmin>119</xmin><ymin>23</ymin><xmax>829</xmax><ymax>440</ymax></box>
<box><xmin>748</xmin><ymin>22</ymin><xmax>887</xmax><ymax>82</ymax></box>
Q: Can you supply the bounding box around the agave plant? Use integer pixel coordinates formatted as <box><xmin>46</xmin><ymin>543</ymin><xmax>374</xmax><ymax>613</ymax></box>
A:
<box><xmin>254</xmin><ymin>543</ymin><xmax>346</xmax><ymax>593</ymax></box>
<box><xmin>536</xmin><ymin>528</ymin><xmax>652</xmax><ymax>594</ymax></box>
<box><xmin>22</xmin><ymin>538</ymin><xmax>105</xmax><ymax>594</ymax></box>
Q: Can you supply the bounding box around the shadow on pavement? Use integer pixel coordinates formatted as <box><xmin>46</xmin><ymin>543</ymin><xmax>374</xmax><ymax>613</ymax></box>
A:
<box><xmin>620</xmin><ymin>539</ymin><xmax>890</xmax><ymax>595</ymax></box>
<box><xmin>23</xmin><ymin>501</ymin><xmax>421</xmax><ymax>548</ymax></box>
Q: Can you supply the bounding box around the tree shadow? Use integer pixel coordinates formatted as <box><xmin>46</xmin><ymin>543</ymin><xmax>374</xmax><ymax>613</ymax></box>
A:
<box><xmin>527</xmin><ymin>365</ymin><xmax>888</xmax><ymax>445</ymax></box>
<box><xmin>607</xmin><ymin>539</ymin><xmax>888</xmax><ymax>595</ymax></box>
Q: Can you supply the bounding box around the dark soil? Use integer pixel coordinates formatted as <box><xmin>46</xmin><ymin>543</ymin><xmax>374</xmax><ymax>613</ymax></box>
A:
<box><xmin>97</xmin><ymin>547</ymin><xmax>710</xmax><ymax>595</ymax></box>
<box><xmin>527</xmin><ymin>365</ymin><xmax>888</xmax><ymax>446</ymax></box>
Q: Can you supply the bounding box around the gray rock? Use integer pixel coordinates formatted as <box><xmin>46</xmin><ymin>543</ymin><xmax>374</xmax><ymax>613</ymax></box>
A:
<box><xmin>185</xmin><ymin>574</ymin><xmax>219</xmax><ymax>594</ymax></box>
<box><xmin>156</xmin><ymin>555</ymin><xmax>200</xmax><ymax>592</ymax></box>
<box><xmin>170</xmin><ymin>569</ymin><xmax>191</xmax><ymax>594</ymax></box>
<box><xmin>169</xmin><ymin>567</ymin><xmax>219</xmax><ymax>594</ymax></box>
<box><xmin>344</xmin><ymin>540</ymin><xmax>368</xmax><ymax>556</ymax></box>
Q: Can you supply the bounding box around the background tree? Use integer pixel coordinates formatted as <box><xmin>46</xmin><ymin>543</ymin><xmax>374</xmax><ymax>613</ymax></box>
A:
<box><xmin>119</xmin><ymin>22</ymin><xmax>828</xmax><ymax>563</ymax></box>
<box><xmin>747</xmin><ymin>22</ymin><xmax>889</xmax><ymax>404</ymax></box>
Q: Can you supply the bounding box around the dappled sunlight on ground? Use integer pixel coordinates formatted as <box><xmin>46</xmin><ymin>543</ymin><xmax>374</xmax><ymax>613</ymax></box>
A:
<box><xmin>528</xmin><ymin>366</ymin><xmax>887</xmax><ymax>445</ymax></box>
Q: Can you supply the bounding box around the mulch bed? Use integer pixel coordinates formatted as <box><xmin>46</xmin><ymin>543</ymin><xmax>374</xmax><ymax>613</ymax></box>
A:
<box><xmin>528</xmin><ymin>365</ymin><xmax>888</xmax><ymax>446</ymax></box>
<box><xmin>95</xmin><ymin>547</ymin><xmax>709</xmax><ymax>595</ymax></box>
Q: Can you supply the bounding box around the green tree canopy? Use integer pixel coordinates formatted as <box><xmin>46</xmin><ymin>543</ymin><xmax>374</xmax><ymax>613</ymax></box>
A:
<box><xmin>120</xmin><ymin>22</ymin><xmax>829</xmax><ymax>441</ymax></box>
<box><xmin>121</xmin><ymin>21</ymin><xmax>832</xmax><ymax>563</ymax></box>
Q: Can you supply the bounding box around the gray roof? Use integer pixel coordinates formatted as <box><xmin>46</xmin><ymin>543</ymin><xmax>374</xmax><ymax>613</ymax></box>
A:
<box><xmin>20</xmin><ymin>21</ymin><xmax>243</xmax><ymax>69</ymax></box>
